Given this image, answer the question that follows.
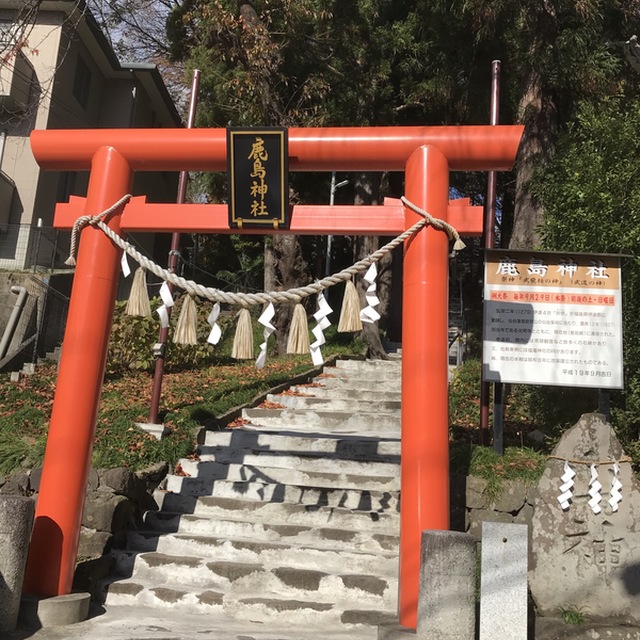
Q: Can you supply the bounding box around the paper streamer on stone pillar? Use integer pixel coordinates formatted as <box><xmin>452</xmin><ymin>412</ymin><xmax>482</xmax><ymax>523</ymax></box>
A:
<box><xmin>359</xmin><ymin>263</ymin><xmax>380</xmax><ymax>324</ymax></box>
<box><xmin>256</xmin><ymin>302</ymin><xmax>276</xmax><ymax>369</ymax></box>
<box><xmin>588</xmin><ymin>464</ymin><xmax>603</xmax><ymax>514</ymax></box>
<box><xmin>310</xmin><ymin>292</ymin><xmax>332</xmax><ymax>366</ymax></box>
<box><xmin>121</xmin><ymin>252</ymin><xmax>131</xmax><ymax>278</ymax></box>
<box><xmin>557</xmin><ymin>461</ymin><xmax>576</xmax><ymax>510</ymax></box>
<box><xmin>608</xmin><ymin>462</ymin><xmax>622</xmax><ymax>512</ymax></box>
<box><xmin>207</xmin><ymin>302</ymin><xmax>222</xmax><ymax>345</ymax></box>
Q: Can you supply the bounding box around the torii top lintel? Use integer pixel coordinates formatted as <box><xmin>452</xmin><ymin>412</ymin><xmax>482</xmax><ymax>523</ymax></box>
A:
<box><xmin>30</xmin><ymin>125</ymin><xmax>523</xmax><ymax>172</ymax></box>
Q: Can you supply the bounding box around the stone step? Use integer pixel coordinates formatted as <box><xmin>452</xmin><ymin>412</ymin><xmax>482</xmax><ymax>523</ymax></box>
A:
<box><xmin>164</xmin><ymin>463</ymin><xmax>400</xmax><ymax>495</ymax></box>
<box><xmin>310</xmin><ymin>375</ymin><xmax>402</xmax><ymax>392</ymax></box>
<box><xmin>241</xmin><ymin>408</ymin><xmax>400</xmax><ymax>437</ymax></box>
<box><xmin>202</xmin><ymin>428</ymin><xmax>400</xmax><ymax>461</ymax></box>
<box><xmin>105</xmin><ymin>358</ymin><xmax>404</xmax><ymax>633</ymax></box>
<box><xmin>104</xmin><ymin>577</ymin><xmax>397</xmax><ymax>628</ymax></box>
<box><xmin>153</xmin><ymin>494</ymin><xmax>399</xmax><ymax>531</ymax></box>
<box><xmin>317</xmin><ymin>366</ymin><xmax>401</xmax><ymax>383</ymax></box>
<box><xmin>141</xmin><ymin>511</ymin><xmax>399</xmax><ymax>553</ymax></box>
<box><xmin>157</xmin><ymin>477</ymin><xmax>400</xmax><ymax>510</ymax></box>
<box><xmin>178</xmin><ymin>452</ymin><xmax>399</xmax><ymax>480</ymax></box>
<box><xmin>267</xmin><ymin>392</ymin><xmax>401</xmax><ymax>413</ymax></box>
<box><xmin>288</xmin><ymin>385</ymin><xmax>401</xmax><ymax>402</ymax></box>
<box><xmin>117</xmin><ymin>552</ymin><xmax>397</xmax><ymax>607</ymax></box>
<box><xmin>333</xmin><ymin>359</ymin><xmax>402</xmax><ymax>371</ymax></box>
<box><xmin>123</xmin><ymin>532</ymin><xmax>399</xmax><ymax>576</ymax></box>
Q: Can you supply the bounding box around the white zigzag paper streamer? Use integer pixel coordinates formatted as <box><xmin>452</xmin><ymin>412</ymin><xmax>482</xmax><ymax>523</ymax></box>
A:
<box><xmin>310</xmin><ymin>292</ymin><xmax>332</xmax><ymax>366</ymax></box>
<box><xmin>121</xmin><ymin>252</ymin><xmax>131</xmax><ymax>278</ymax></box>
<box><xmin>156</xmin><ymin>304</ymin><xmax>169</xmax><ymax>329</ymax></box>
<box><xmin>557</xmin><ymin>461</ymin><xmax>576</xmax><ymax>510</ymax></box>
<box><xmin>207</xmin><ymin>302</ymin><xmax>222</xmax><ymax>345</ymax></box>
<box><xmin>159</xmin><ymin>281</ymin><xmax>175</xmax><ymax>308</ymax></box>
<box><xmin>256</xmin><ymin>302</ymin><xmax>276</xmax><ymax>369</ymax></box>
<box><xmin>360</xmin><ymin>263</ymin><xmax>380</xmax><ymax>324</ymax></box>
<box><xmin>608</xmin><ymin>462</ymin><xmax>622</xmax><ymax>512</ymax></box>
<box><xmin>588</xmin><ymin>464</ymin><xmax>603</xmax><ymax>514</ymax></box>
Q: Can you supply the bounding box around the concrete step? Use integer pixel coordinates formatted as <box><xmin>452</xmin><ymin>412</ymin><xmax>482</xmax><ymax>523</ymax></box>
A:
<box><xmin>153</xmin><ymin>494</ymin><xmax>398</xmax><ymax>530</ymax></box>
<box><xmin>202</xmin><ymin>428</ymin><xmax>400</xmax><ymax>461</ymax></box>
<box><xmin>105</xmin><ymin>576</ymin><xmax>397</xmax><ymax>627</ymax></box>
<box><xmin>141</xmin><ymin>511</ymin><xmax>398</xmax><ymax>552</ymax></box>
<box><xmin>317</xmin><ymin>366</ymin><xmax>401</xmax><ymax>383</ymax></box>
<box><xmin>164</xmin><ymin>463</ymin><xmax>400</xmax><ymax>495</ymax></box>
<box><xmin>112</xmin><ymin>552</ymin><xmax>397</xmax><ymax>606</ymax></box>
<box><xmin>122</xmin><ymin>532</ymin><xmax>399</xmax><ymax>576</ymax></box>
<box><xmin>104</xmin><ymin>358</ymin><xmax>403</xmax><ymax>632</ymax></box>
<box><xmin>178</xmin><ymin>452</ymin><xmax>399</xmax><ymax>479</ymax></box>
<box><xmin>241</xmin><ymin>408</ymin><xmax>400</xmax><ymax>437</ymax></box>
<box><xmin>288</xmin><ymin>385</ymin><xmax>401</xmax><ymax>402</ymax></box>
<box><xmin>333</xmin><ymin>359</ymin><xmax>402</xmax><ymax>371</ymax></box>
<box><xmin>157</xmin><ymin>478</ymin><xmax>400</xmax><ymax>511</ymax></box>
<box><xmin>310</xmin><ymin>375</ymin><xmax>402</xmax><ymax>392</ymax></box>
<box><xmin>267</xmin><ymin>392</ymin><xmax>401</xmax><ymax>413</ymax></box>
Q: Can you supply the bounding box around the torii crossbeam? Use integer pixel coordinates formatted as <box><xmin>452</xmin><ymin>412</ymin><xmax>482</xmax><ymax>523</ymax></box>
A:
<box><xmin>23</xmin><ymin>125</ymin><xmax>523</xmax><ymax>629</ymax></box>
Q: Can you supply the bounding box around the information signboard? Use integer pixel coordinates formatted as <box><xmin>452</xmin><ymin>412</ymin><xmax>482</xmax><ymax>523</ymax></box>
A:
<box><xmin>227</xmin><ymin>128</ymin><xmax>289</xmax><ymax>229</ymax></box>
<box><xmin>483</xmin><ymin>249</ymin><xmax>623</xmax><ymax>389</ymax></box>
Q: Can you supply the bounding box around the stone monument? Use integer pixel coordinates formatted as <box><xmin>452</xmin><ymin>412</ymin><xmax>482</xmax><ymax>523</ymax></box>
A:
<box><xmin>530</xmin><ymin>412</ymin><xmax>640</xmax><ymax>623</ymax></box>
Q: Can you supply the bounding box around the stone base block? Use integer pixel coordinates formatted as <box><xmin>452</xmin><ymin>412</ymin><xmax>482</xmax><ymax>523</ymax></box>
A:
<box><xmin>378</xmin><ymin>622</ymin><xmax>416</xmax><ymax>639</ymax></box>
<box><xmin>19</xmin><ymin>592</ymin><xmax>90</xmax><ymax>627</ymax></box>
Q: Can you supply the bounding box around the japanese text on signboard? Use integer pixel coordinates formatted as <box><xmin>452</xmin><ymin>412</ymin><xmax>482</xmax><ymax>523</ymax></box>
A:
<box><xmin>483</xmin><ymin>250</ymin><xmax>623</xmax><ymax>389</ymax></box>
<box><xmin>227</xmin><ymin>128</ymin><xmax>289</xmax><ymax>229</ymax></box>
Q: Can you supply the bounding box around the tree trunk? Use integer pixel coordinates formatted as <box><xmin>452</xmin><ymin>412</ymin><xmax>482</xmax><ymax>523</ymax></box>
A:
<box><xmin>264</xmin><ymin>235</ymin><xmax>308</xmax><ymax>354</ymax></box>
<box><xmin>353</xmin><ymin>173</ymin><xmax>388</xmax><ymax>360</ymax></box>
<box><xmin>509</xmin><ymin>73</ymin><xmax>557</xmax><ymax>249</ymax></box>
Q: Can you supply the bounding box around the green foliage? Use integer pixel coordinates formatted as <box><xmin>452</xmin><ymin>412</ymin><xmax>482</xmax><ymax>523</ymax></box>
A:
<box><xmin>534</xmin><ymin>97</ymin><xmax>640</xmax><ymax>463</ymax></box>
<box><xmin>106</xmin><ymin>297</ymin><xmax>235</xmax><ymax>375</ymax></box>
<box><xmin>557</xmin><ymin>605</ymin><xmax>591</xmax><ymax>625</ymax></box>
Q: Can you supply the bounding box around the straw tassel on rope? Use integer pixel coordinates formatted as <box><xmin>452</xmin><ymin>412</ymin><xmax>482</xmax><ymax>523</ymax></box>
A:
<box><xmin>338</xmin><ymin>279</ymin><xmax>363</xmax><ymax>333</ymax></box>
<box><xmin>173</xmin><ymin>294</ymin><xmax>199</xmax><ymax>345</ymax></box>
<box><xmin>125</xmin><ymin>267</ymin><xmax>152</xmax><ymax>317</ymax></box>
<box><xmin>287</xmin><ymin>303</ymin><xmax>311</xmax><ymax>354</ymax></box>
<box><xmin>232</xmin><ymin>308</ymin><xmax>254</xmax><ymax>360</ymax></box>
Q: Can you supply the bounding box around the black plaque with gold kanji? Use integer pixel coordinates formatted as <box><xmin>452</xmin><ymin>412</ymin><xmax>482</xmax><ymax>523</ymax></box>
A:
<box><xmin>227</xmin><ymin>128</ymin><xmax>289</xmax><ymax>229</ymax></box>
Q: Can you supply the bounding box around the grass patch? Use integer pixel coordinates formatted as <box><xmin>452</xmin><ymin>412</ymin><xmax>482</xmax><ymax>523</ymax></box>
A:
<box><xmin>557</xmin><ymin>605</ymin><xmax>591</xmax><ymax>625</ymax></box>
<box><xmin>467</xmin><ymin>446</ymin><xmax>546</xmax><ymax>499</ymax></box>
<box><xmin>0</xmin><ymin>332</ymin><xmax>365</xmax><ymax>475</ymax></box>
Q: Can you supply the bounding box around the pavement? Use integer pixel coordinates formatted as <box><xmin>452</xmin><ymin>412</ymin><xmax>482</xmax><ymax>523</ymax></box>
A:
<box><xmin>8</xmin><ymin>604</ymin><xmax>640</xmax><ymax>640</ymax></box>
<box><xmin>8</xmin><ymin>604</ymin><xmax>377</xmax><ymax>640</ymax></box>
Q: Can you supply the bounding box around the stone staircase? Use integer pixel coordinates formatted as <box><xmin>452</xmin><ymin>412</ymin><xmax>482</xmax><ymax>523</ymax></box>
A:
<box><xmin>103</xmin><ymin>357</ymin><xmax>402</xmax><ymax>634</ymax></box>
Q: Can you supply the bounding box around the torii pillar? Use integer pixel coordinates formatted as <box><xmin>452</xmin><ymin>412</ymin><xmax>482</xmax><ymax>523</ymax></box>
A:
<box><xmin>22</xmin><ymin>125</ymin><xmax>522</xmax><ymax>629</ymax></box>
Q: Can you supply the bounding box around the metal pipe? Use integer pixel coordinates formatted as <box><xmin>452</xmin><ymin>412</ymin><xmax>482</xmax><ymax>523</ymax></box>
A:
<box><xmin>0</xmin><ymin>286</ymin><xmax>28</xmax><ymax>360</ymax></box>
<box><xmin>480</xmin><ymin>60</ymin><xmax>502</xmax><ymax>440</ymax></box>
<box><xmin>148</xmin><ymin>69</ymin><xmax>200</xmax><ymax>425</ymax></box>
<box><xmin>325</xmin><ymin>174</ymin><xmax>349</xmax><ymax>276</ymax></box>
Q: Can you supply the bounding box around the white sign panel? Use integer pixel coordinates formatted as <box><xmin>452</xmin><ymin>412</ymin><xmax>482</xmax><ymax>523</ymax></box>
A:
<box><xmin>483</xmin><ymin>250</ymin><xmax>623</xmax><ymax>389</ymax></box>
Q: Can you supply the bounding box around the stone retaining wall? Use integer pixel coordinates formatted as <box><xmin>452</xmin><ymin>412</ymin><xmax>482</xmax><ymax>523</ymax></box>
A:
<box><xmin>451</xmin><ymin>474</ymin><xmax>537</xmax><ymax>537</ymax></box>
<box><xmin>0</xmin><ymin>462</ymin><xmax>168</xmax><ymax>595</ymax></box>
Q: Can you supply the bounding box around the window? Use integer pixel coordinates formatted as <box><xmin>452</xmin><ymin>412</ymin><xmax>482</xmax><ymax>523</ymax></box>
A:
<box><xmin>72</xmin><ymin>55</ymin><xmax>91</xmax><ymax>110</ymax></box>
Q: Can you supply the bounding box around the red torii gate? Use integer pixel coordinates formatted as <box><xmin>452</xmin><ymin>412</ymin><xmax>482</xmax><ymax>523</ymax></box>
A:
<box><xmin>23</xmin><ymin>125</ymin><xmax>523</xmax><ymax>628</ymax></box>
